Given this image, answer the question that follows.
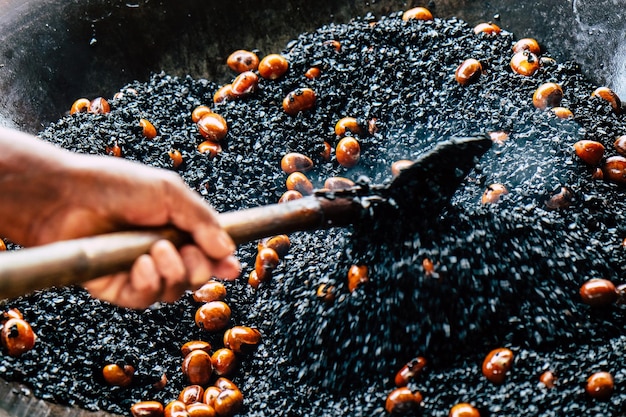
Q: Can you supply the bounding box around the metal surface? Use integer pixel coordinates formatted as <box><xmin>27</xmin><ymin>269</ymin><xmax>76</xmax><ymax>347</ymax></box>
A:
<box><xmin>0</xmin><ymin>0</ymin><xmax>624</xmax><ymax>132</ymax></box>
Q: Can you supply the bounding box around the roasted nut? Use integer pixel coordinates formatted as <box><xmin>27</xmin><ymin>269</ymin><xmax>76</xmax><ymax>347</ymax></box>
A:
<box><xmin>304</xmin><ymin>67</ymin><xmax>321</xmax><ymax>79</ymax></box>
<box><xmin>614</xmin><ymin>135</ymin><xmax>626</xmax><ymax>156</ymax></box>
<box><xmin>347</xmin><ymin>264</ymin><xmax>369</xmax><ymax>292</ymax></box>
<box><xmin>281</xmin><ymin>152</ymin><xmax>314</xmax><ymax>174</ymax></box>
<box><xmin>186</xmin><ymin>402</ymin><xmax>216</xmax><ymax>417</ymax></box>
<box><xmin>102</xmin><ymin>363</ymin><xmax>135</xmax><ymax>387</ymax></box>
<box><xmin>283</xmin><ymin>88</ymin><xmax>316</xmax><ymax>116</ymax></box>
<box><xmin>178</xmin><ymin>385</ymin><xmax>205</xmax><ymax>405</ymax></box>
<box><xmin>259</xmin><ymin>235</ymin><xmax>291</xmax><ymax>258</ymax></box>
<box><xmin>164</xmin><ymin>400</ymin><xmax>188</xmax><ymax>417</ymax></box>
<box><xmin>168</xmin><ymin>149</ymin><xmax>183</xmax><ymax>169</ymax></box>
<box><xmin>197</xmin><ymin>141</ymin><xmax>222</xmax><ymax>158</ymax></box>
<box><xmin>248</xmin><ymin>270</ymin><xmax>262</xmax><ymax>289</ymax></box>
<box><xmin>586</xmin><ymin>371</ymin><xmax>614</xmax><ymax>400</ymax></box>
<box><xmin>510</xmin><ymin>51</ymin><xmax>540</xmax><ymax>76</ymax></box>
<box><xmin>0</xmin><ymin>318</ymin><xmax>36</xmax><ymax>357</ymax></box>
<box><xmin>1</xmin><ymin>308</ymin><xmax>23</xmax><ymax>322</ymax></box>
<box><xmin>182</xmin><ymin>349</ymin><xmax>213</xmax><ymax>385</ymax></box>
<box><xmin>139</xmin><ymin>118</ymin><xmax>157</xmax><ymax>139</ymax></box>
<box><xmin>214</xmin><ymin>84</ymin><xmax>236</xmax><ymax>104</ymax></box>
<box><xmin>203</xmin><ymin>386</ymin><xmax>221</xmax><ymax>408</ymax></box>
<box><xmin>88</xmin><ymin>97</ymin><xmax>111</xmax><ymax>114</ymax></box>
<box><xmin>192</xmin><ymin>105</ymin><xmax>213</xmax><ymax>123</ymax></box>
<box><xmin>602</xmin><ymin>155</ymin><xmax>626</xmax><ymax>185</ymax></box>
<box><xmin>105</xmin><ymin>142</ymin><xmax>122</xmax><ymax>157</ymax></box>
<box><xmin>385</xmin><ymin>387</ymin><xmax>423</xmax><ymax>414</ymax></box>
<box><xmin>402</xmin><ymin>7</ymin><xmax>433</xmax><ymax>21</ymax></box>
<box><xmin>489</xmin><ymin>131</ymin><xmax>509</xmax><ymax>144</ymax></box>
<box><xmin>579</xmin><ymin>278</ymin><xmax>618</xmax><ymax>307</ymax></box>
<box><xmin>181</xmin><ymin>340</ymin><xmax>212</xmax><ymax>357</ymax></box>
<box><xmin>336</xmin><ymin>137</ymin><xmax>361</xmax><ymax>168</ymax></box>
<box><xmin>195</xmin><ymin>301</ymin><xmax>231</xmax><ymax>332</ymax></box>
<box><xmin>539</xmin><ymin>370</ymin><xmax>556</xmax><ymax>388</ymax></box>
<box><xmin>223</xmin><ymin>326</ymin><xmax>262</xmax><ymax>353</ymax></box>
<box><xmin>255</xmin><ymin>247</ymin><xmax>280</xmax><ymax>281</ymax></box>
<box><xmin>533</xmin><ymin>83</ymin><xmax>563</xmax><ymax>110</ymax></box>
<box><xmin>551</xmin><ymin>107</ymin><xmax>573</xmax><ymax>119</ymax></box>
<box><xmin>323</xmin><ymin>177</ymin><xmax>355</xmax><ymax>190</ymax></box>
<box><xmin>394</xmin><ymin>356</ymin><xmax>427</xmax><ymax>387</ymax></box>
<box><xmin>481</xmin><ymin>183</ymin><xmax>508</xmax><ymax>204</ymax></box>
<box><xmin>231</xmin><ymin>71</ymin><xmax>259</xmax><ymax>97</ymax></box>
<box><xmin>226</xmin><ymin>50</ymin><xmax>259</xmax><ymax>73</ymax></box>
<box><xmin>449</xmin><ymin>403</ymin><xmax>480</xmax><ymax>417</ymax></box>
<box><xmin>211</xmin><ymin>348</ymin><xmax>237</xmax><ymax>376</ymax></box>
<box><xmin>153</xmin><ymin>373</ymin><xmax>168</xmax><ymax>390</ymax></box>
<box><xmin>213</xmin><ymin>386</ymin><xmax>243</xmax><ymax>417</ymax></box>
<box><xmin>193</xmin><ymin>281</ymin><xmax>227</xmax><ymax>303</ymax></box>
<box><xmin>130</xmin><ymin>400</ymin><xmax>165</xmax><ymax>417</ymax></box>
<box><xmin>592</xmin><ymin>86</ymin><xmax>622</xmax><ymax>114</ymax></box>
<box><xmin>545</xmin><ymin>186</ymin><xmax>572</xmax><ymax>210</ymax></box>
<box><xmin>482</xmin><ymin>348</ymin><xmax>514</xmax><ymax>384</ymax></box>
<box><xmin>0</xmin><ymin>240</ymin><xmax>6</xmax><ymax>251</ymax></box>
<box><xmin>70</xmin><ymin>98</ymin><xmax>90</xmax><ymax>114</ymax></box>
<box><xmin>316</xmin><ymin>283</ymin><xmax>336</xmax><ymax>303</ymax></box>
<box><xmin>335</xmin><ymin>117</ymin><xmax>363</xmax><ymax>136</ymax></box>
<box><xmin>286</xmin><ymin>172</ymin><xmax>314</xmax><ymax>195</ymax></box>
<box><xmin>391</xmin><ymin>160</ymin><xmax>413</xmax><ymax>177</ymax></box>
<box><xmin>278</xmin><ymin>190</ymin><xmax>303</xmax><ymax>203</ymax></box>
<box><xmin>512</xmin><ymin>38</ymin><xmax>541</xmax><ymax>54</ymax></box>
<box><xmin>573</xmin><ymin>140</ymin><xmax>604</xmax><ymax>166</ymax></box>
<box><xmin>455</xmin><ymin>59</ymin><xmax>482</xmax><ymax>86</ymax></box>
<box><xmin>323</xmin><ymin>40</ymin><xmax>342</xmax><ymax>52</ymax></box>
<box><xmin>367</xmin><ymin>118</ymin><xmax>379</xmax><ymax>135</ymax></box>
<box><xmin>473</xmin><ymin>22</ymin><xmax>501</xmax><ymax>35</ymax></box>
<box><xmin>321</xmin><ymin>141</ymin><xmax>332</xmax><ymax>161</ymax></box>
<box><xmin>258</xmin><ymin>54</ymin><xmax>289</xmax><ymax>80</ymax></box>
<box><xmin>197</xmin><ymin>113</ymin><xmax>228</xmax><ymax>142</ymax></box>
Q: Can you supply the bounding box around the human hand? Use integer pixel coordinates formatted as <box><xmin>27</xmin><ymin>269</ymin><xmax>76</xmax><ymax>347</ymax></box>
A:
<box><xmin>0</xmin><ymin>127</ymin><xmax>241</xmax><ymax>308</ymax></box>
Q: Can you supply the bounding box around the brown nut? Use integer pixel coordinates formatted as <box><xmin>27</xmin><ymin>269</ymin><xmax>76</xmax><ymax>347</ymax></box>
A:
<box><xmin>102</xmin><ymin>363</ymin><xmax>135</xmax><ymax>387</ymax></box>
<box><xmin>197</xmin><ymin>113</ymin><xmax>228</xmax><ymax>143</ymax></box>
<box><xmin>226</xmin><ymin>50</ymin><xmax>259</xmax><ymax>73</ymax></box>
<box><xmin>258</xmin><ymin>54</ymin><xmax>289</xmax><ymax>80</ymax></box>
<box><xmin>281</xmin><ymin>152</ymin><xmax>314</xmax><ymax>174</ymax></box>
<box><xmin>394</xmin><ymin>356</ymin><xmax>427</xmax><ymax>387</ymax></box>
<box><xmin>255</xmin><ymin>247</ymin><xmax>280</xmax><ymax>281</ymax></box>
<box><xmin>182</xmin><ymin>350</ymin><xmax>213</xmax><ymax>386</ymax></box>
<box><xmin>592</xmin><ymin>86</ymin><xmax>622</xmax><ymax>114</ymax></box>
<box><xmin>323</xmin><ymin>177</ymin><xmax>355</xmax><ymax>191</ymax></box>
<box><xmin>192</xmin><ymin>105</ymin><xmax>213</xmax><ymax>123</ymax></box>
<box><xmin>178</xmin><ymin>385</ymin><xmax>205</xmax><ymax>405</ymax></box>
<box><xmin>193</xmin><ymin>281</ymin><xmax>227</xmax><ymax>303</ymax></box>
<box><xmin>533</xmin><ymin>83</ymin><xmax>563</xmax><ymax>110</ymax></box>
<box><xmin>539</xmin><ymin>370</ymin><xmax>556</xmax><ymax>389</ymax></box>
<box><xmin>614</xmin><ymin>135</ymin><xmax>626</xmax><ymax>156</ymax></box>
<box><xmin>187</xmin><ymin>402</ymin><xmax>216</xmax><ymax>417</ymax></box>
<box><xmin>195</xmin><ymin>301</ymin><xmax>231</xmax><ymax>332</ymax></box>
<box><xmin>213</xmin><ymin>84</ymin><xmax>236</xmax><ymax>104</ymax></box>
<box><xmin>304</xmin><ymin>67</ymin><xmax>321</xmax><ymax>79</ymax></box>
<box><xmin>0</xmin><ymin>318</ymin><xmax>36</xmax><ymax>357</ymax></box>
<box><xmin>335</xmin><ymin>117</ymin><xmax>363</xmax><ymax>136</ymax></box>
<box><xmin>88</xmin><ymin>97</ymin><xmax>111</xmax><ymax>114</ymax></box>
<box><xmin>258</xmin><ymin>235</ymin><xmax>291</xmax><ymax>258</ymax></box>
<box><xmin>573</xmin><ymin>140</ymin><xmax>605</xmax><ymax>166</ymax></box>
<box><xmin>348</xmin><ymin>264</ymin><xmax>369</xmax><ymax>292</ymax></box>
<box><xmin>481</xmin><ymin>183</ymin><xmax>508</xmax><ymax>204</ymax></box>
<box><xmin>336</xmin><ymin>137</ymin><xmax>361</xmax><ymax>168</ymax></box>
<box><xmin>139</xmin><ymin>118</ymin><xmax>157</xmax><ymax>139</ymax></box>
<box><xmin>70</xmin><ymin>98</ymin><xmax>90</xmax><ymax>114</ymax></box>
<box><xmin>223</xmin><ymin>326</ymin><xmax>261</xmax><ymax>353</ymax></box>
<box><xmin>385</xmin><ymin>387</ymin><xmax>423</xmax><ymax>414</ymax></box>
<box><xmin>283</xmin><ymin>88</ymin><xmax>316</xmax><ymax>116</ymax></box>
<box><xmin>449</xmin><ymin>403</ymin><xmax>480</xmax><ymax>417</ymax></box>
<box><xmin>231</xmin><ymin>71</ymin><xmax>259</xmax><ymax>97</ymax></box>
<box><xmin>286</xmin><ymin>172</ymin><xmax>314</xmax><ymax>195</ymax></box>
<box><xmin>211</xmin><ymin>348</ymin><xmax>237</xmax><ymax>376</ymax></box>
<box><xmin>164</xmin><ymin>400</ymin><xmax>188</xmax><ymax>417</ymax></box>
<box><xmin>482</xmin><ymin>348</ymin><xmax>514</xmax><ymax>384</ymax></box>
<box><xmin>168</xmin><ymin>149</ymin><xmax>183</xmax><ymax>169</ymax></box>
<box><xmin>130</xmin><ymin>401</ymin><xmax>164</xmax><ymax>417</ymax></box>
<box><xmin>510</xmin><ymin>51</ymin><xmax>540</xmax><ymax>76</ymax></box>
<box><xmin>580</xmin><ymin>278</ymin><xmax>618</xmax><ymax>307</ymax></box>
<box><xmin>391</xmin><ymin>160</ymin><xmax>414</xmax><ymax>177</ymax></box>
<box><xmin>512</xmin><ymin>38</ymin><xmax>541</xmax><ymax>54</ymax></box>
<box><xmin>551</xmin><ymin>107</ymin><xmax>573</xmax><ymax>119</ymax></box>
<box><xmin>213</xmin><ymin>387</ymin><xmax>243</xmax><ymax>417</ymax></box>
<box><xmin>473</xmin><ymin>22</ymin><xmax>501</xmax><ymax>35</ymax></box>
<box><xmin>602</xmin><ymin>155</ymin><xmax>626</xmax><ymax>185</ymax></box>
<box><xmin>455</xmin><ymin>59</ymin><xmax>482</xmax><ymax>86</ymax></box>
<box><xmin>401</xmin><ymin>7</ymin><xmax>433</xmax><ymax>21</ymax></box>
<box><xmin>278</xmin><ymin>190</ymin><xmax>303</xmax><ymax>203</ymax></box>
<box><xmin>586</xmin><ymin>371</ymin><xmax>614</xmax><ymax>400</ymax></box>
<box><xmin>181</xmin><ymin>340</ymin><xmax>212</xmax><ymax>357</ymax></box>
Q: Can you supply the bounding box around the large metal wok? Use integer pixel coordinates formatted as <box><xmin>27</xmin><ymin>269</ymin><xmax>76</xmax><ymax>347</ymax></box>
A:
<box><xmin>0</xmin><ymin>0</ymin><xmax>624</xmax><ymax>416</ymax></box>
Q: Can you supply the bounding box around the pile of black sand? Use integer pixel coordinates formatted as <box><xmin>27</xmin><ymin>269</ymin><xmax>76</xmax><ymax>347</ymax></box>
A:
<box><xmin>2</xmin><ymin>9</ymin><xmax>626</xmax><ymax>417</ymax></box>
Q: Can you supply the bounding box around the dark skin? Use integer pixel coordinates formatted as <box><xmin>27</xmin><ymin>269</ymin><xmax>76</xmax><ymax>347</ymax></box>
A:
<box><xmin>0</xmin><ymin>127</ymin><xmax>241</xmax><ymax>309</ymax></box>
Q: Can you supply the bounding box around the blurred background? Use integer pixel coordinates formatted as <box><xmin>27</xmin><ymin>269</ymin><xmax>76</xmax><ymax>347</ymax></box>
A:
<box><xmin>0</xmin><ymin>0</ymin><xmax>624</xmax><ymax>132</ymax></box>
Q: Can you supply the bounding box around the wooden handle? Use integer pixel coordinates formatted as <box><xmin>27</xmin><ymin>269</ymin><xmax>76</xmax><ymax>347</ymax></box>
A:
<box><xmin>0</xmin><ymin>195</ymin><xmax>359</xmax><ymax>299</ymax></box>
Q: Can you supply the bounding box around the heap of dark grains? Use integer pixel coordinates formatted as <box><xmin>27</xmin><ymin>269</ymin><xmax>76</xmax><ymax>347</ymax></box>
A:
<box><xmin>3</xmin><ymin>9</ymin><xmax>626</xmax><ymax>417</ymax></box>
